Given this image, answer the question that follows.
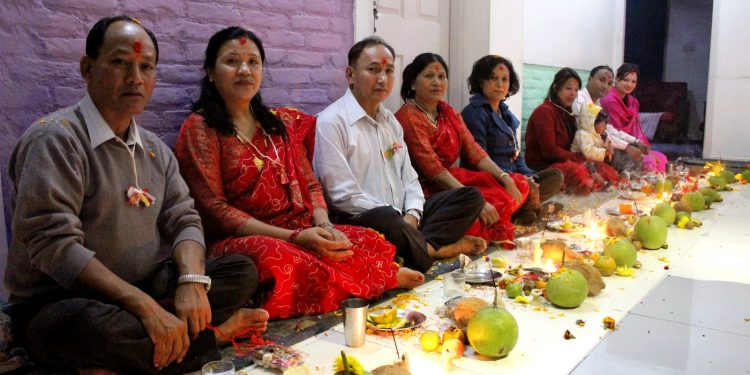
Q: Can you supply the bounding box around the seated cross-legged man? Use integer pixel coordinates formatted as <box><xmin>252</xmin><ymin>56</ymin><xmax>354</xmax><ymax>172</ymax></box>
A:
<box><xmin>314</xmin><ymin>36</ymin><xmax>487</xmax><ymax>273</ymax></box>
<box><xmin>6</xmin><ymin>15</ymin><xmax>267</xmax><ymax>375</ymax></box>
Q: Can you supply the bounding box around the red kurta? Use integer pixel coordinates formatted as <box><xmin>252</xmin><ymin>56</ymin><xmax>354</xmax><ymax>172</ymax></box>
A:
<box><xmin>526</xmin><ymin>101</ymin><xmax>619</xmax><ymax>194</ymax></box>
<box><xmin>396</xmin><ymin>101</ymin><xmax>529</xmax><ymax>243</ymax></box>
<box><xmin>175</xmin><ymin>108</ymin><xmax>399</xmax><ymax>319</ymax></box>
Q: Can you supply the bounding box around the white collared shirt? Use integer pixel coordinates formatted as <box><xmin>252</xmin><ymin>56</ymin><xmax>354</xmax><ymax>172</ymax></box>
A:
<box><xmin>78</xmin><ymin>93</ymin><xmax>142</xmax><ymax>150</ymax></box>
<box><xmin>314</xmin><ymin>89</ymin><xmax>424</xmax><ymax>215</ymax></box>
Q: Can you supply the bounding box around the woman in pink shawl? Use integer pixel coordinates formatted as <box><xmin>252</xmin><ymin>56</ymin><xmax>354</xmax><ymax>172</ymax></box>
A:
<box><xmin>600</xmin><ymin>63</ymin><xmax>667</xmax><ymax>172</ymax></box>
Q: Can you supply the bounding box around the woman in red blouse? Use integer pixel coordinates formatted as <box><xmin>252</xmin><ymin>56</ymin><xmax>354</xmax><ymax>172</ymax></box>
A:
<box><xmin>526</xmin><ymin>68</ymin><xmax>620</xmax><ymax>194</ymax></box>
<box><xmin>175</xmin><ymin>27</ymin><xmax>424</xmax><ymax>319</ymax></box>
<box><xmin>395</xmin><ymin>53</ymin><xmax>529</xmax><ymax>244</ymax></box>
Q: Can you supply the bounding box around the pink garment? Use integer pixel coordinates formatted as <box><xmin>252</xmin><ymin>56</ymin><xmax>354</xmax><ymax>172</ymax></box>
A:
<box><xmin>600</xmin><ymin>89</ymin><xmax>667</xmax><ymax>172</ymax></box>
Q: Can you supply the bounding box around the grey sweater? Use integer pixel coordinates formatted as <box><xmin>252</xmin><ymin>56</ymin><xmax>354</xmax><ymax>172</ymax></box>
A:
<box><xmin>6</xmin><ymin>98</ymin><xmax>205</xmax><ymax>303</ymax></box>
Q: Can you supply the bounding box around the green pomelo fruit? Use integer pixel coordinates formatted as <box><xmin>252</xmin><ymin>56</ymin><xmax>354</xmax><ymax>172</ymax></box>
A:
<box><xmin>652</xmin><ymin>202</ymin><xmax>676</xmax><ymax>226</ymax></box>
<box><xmin>603</xmin><ymin>239</ymin><xmax>637</xmax><ymax>267</ymax></box>
<box><xmin>634</xmin><ymin>216</ymin><xmax>668</xmax><ymax>249</ymax></box>
<box><xmin>467</xmin><ymin>308</ymin><xmax>519</xmax><ymax>358</ymax></box>
<box><xmin>699</xmin><ymin>187</ymin><xmax>721</xmax><ymax>204</ymax></box>
<box><xmin>742</xmin><ymin>169</ymin><xmax>750</xmax><ymax>182</ymax></box>
<box><xmin>681</xmin><ymin>192</ymin><xmax>705</xmax><ymax>211</ymax></box>
<box><xmin>708</xmin><ymin>176</ymin><xmax>726</xmax><ymax>190</ymax></box>
<box><xmin>720</xmin><ymin>170</ymin><xmax>736</xmax><ymax>183</ymax></box>
<box><xmin>545</xmin><ymin>268</ymin><xmax>589</xmax><ymax>308</ymax></box>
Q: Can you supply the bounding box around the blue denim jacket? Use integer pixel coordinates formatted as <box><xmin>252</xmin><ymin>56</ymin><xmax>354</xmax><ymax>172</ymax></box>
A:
<box><xmin>461</xmin><ymin>94</ymin><xmax>537</xmax><ymax>178</ymax></box>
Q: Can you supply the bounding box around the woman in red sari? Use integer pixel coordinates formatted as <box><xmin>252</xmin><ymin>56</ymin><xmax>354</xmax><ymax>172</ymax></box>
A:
<box><xmin>526</xmin><ymin>68</ymin><xmax>620</xmax><ymax>194</ymax></box>
<box><xmin>175</xmin><ymin>27</ymin><xmax>424</xmax><ymax>319</ymax></box>
<box><xmin>395</xmin><ymin>53</ymin><xmax>529</xmax><ymax>244</ymax></box>
<box><xmin>600</xmin><ymin>63</ymin><xmax>668</xmax><ymax>173</ymax></box>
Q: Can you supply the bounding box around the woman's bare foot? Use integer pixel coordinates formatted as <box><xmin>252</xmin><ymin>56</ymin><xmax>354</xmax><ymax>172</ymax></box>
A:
<box><xmin>214</xmin><ymin>308</ymin><xmax>269</xmax><ymax>345</ymax></box>
<box><xmin>396</xmin><ymin>267</ymin><xmax>425</xmax><ymax>289</ymax></box>
<box><xmin>433</xmin><ymin>236</ymin><xmax>487</xmax><ymax>259</ymax></box>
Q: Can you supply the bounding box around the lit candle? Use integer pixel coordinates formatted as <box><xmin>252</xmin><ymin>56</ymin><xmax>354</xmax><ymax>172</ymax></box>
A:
<box><xmin>532</xmin><ymin>239</ymin><xmax>542</xmax><ymax>266</ymax></box>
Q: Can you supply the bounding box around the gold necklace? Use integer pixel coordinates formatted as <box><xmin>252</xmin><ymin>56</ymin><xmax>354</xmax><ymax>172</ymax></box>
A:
<box><xmin>234</xmin><ymin>126</ymin><xmax>289</xmax><ymax>184</ymax></box>
<box><xmin>412</xmin><ymin>100</ymin><xmax>438</xmax><ymax>126</ymax></box>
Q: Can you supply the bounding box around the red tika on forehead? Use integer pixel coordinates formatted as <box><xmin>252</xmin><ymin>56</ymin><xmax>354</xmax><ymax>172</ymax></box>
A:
<box><xmin>133</xmin><ymin>39</ymin><xmax>142</xmax><ymax>54</ymax></box>
<box><xmin>497</xmin><ymin>65</ymin><xmax>506</xmax><ymax>71</ymax></box>
<box><xmin>239</xmin><ymin>37</ymin><xmax>247</xmax><ymax>45</ymax></box>
<box><xmin>381</xmin><ymin>57</ymin><xmax>389</xmax><ymax>66</ymax></box>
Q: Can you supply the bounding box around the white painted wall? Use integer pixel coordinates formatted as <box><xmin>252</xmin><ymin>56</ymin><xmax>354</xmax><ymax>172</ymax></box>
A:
<box><xmin>523</xmin><ymin>0</ymin><xmax>625</xmax><ymax>72</ymax></box>
<box><xmin>448</xmin><ymin>0</ymin><xmax>490</xmax><ymax>111</ymax></box>
<box><xmin>449</xmin><ymin>1</ymin><xmax>525</xmax><ymax>115</ymax></box>
<box><xmin>704</xmin><ymin>0</ymin><xmax>750</xmax><ymax>161</ymax></box>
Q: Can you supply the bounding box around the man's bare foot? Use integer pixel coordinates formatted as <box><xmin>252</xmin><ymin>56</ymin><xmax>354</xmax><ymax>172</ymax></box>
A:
<box><xmin>396</xmin><ymin>267</ymin><xmax>425</xmax><ymax>289</ymax></box>
<box><xmin>214</xmin><ymin>308</ymin><xmax>269</xmax><ymax>345</ymax></box>
<box><xmin>434</xmin><ymin>236</ymin><xmax>487</xmax><ymax>258</ymax></box>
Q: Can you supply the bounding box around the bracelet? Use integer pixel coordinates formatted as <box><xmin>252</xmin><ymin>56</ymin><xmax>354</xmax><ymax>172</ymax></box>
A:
<box><xmin>499</xmin><ymin>172</ymin><xmax>509</xmax><ymax>180</ymax></box>
<box><xmin>288</xmin><ymin>228</ymin><xmax>303</xmax><ymax>243</ymax></box>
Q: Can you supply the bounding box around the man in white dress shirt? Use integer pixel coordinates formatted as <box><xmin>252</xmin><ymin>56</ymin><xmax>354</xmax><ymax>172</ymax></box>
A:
<box><xmin>314</xmin><ymin>36</ymin><xmax>486</xmax><ymax>272</ymax></box>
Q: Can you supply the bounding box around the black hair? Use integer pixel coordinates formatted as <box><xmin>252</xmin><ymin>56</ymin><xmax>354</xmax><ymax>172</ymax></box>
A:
<box><xmin>595</xmin><ymin>109</ymin><xmax>609</xmax><ymax>124</ymax></box>
<box><xmin>192</xmin><ymin>26</ymin><xmax>286</xmax><ymax>137</ymax></box>
<box><xmin>400</xmin><ymin>53</ymin><xmax>448</xmax><ymax>101</ymax></box>
<box><xmin>589</xmin><ymin>65</ymin><xmax>613</xmax><ymax>78</ymax></box>
<box><xmin>466</xmin><ymin>55</ymin><xmax>520</xmax><ymax>98</ymax></box>
<box><xmin>86</xmin><ymin>15</ymin><xmax>159</xmax><ymax>64</ymax></box>
<box><xmin>545</xmin><ymin>67</ymin><xmax>581</xmax><ymax>106</ymax></box>
<box><xmin>347</xmin><ymin>36</ymin><xmax>396</xmax><ymax>67</ymax></box>
<box><xmin>615</xmin><ymin>63</ymin><xmax>640</xmax><ymax>80</ymax></box>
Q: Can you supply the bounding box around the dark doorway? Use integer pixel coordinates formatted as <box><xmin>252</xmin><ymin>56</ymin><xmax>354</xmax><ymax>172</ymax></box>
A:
<box><xmin>624</xmin><ymin>0</ymin><xmax>713</xmax><ymax>157</ymax></box>
<box><xmin>625</xmin><ymin>0</ymin><xmax>668</xmax><ymax>81</ymax></box>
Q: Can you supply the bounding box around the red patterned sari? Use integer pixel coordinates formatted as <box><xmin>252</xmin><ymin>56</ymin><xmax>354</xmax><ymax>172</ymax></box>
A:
<box><xmin>175</xmin><ymin>108</ymin><xmax>399</xmax><ymax>319</ymax></box>
<box><xmin>396</xmin><ymin>101</ymin><xmax>529</xmax><ymax>244</ymax></box>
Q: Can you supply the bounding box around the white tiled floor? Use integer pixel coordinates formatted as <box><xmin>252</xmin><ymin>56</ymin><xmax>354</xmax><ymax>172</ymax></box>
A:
<box><xmin>246</xmin><ymin>184</ymin><xmax>750</xmax><ymax>375</ymax></box>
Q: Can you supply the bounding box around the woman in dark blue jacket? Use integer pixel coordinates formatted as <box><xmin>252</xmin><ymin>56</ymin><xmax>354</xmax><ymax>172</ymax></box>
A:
<box><xmin>461</xmin><ymin>55</ymin><xmax>563</xmax><ymax>223</ymax></box>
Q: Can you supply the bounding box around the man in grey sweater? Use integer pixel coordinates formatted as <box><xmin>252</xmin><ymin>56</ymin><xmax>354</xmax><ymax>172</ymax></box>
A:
<box><xmin>6</xmin><ymin>16</ymin><xmax>267</xmax><ymax>374</ymax></box>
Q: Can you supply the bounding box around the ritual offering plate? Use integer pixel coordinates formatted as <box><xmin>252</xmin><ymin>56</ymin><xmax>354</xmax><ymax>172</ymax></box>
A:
<box><xmin>605</xmin><ymin>207</ymin><xmax>646</xmax><ymax>216</ymax></box>
<box><xmin>547</xmin><ymin>219</ymin><xmax>585</xmax><ymax>232</ymax></box>
<box><xmin>465</xmin><ymin>269</ymin><xmax>503</xmax><ymax>285</ymax></box>
<box><xmin>367</xmin><ymin>310</ymin><xmax>426</xmax><ymax>331</ymax></box>
<box><xmin>618</xmin><ymin>191</ymin><xmax>647</xmax><ymax>201</ymax></box>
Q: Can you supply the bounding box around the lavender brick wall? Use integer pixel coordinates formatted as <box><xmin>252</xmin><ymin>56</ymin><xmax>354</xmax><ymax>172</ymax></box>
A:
<box><xmin>0</xmin><ymin>0</ymin><xmax>355</xmax><ymax>244</ymax></box>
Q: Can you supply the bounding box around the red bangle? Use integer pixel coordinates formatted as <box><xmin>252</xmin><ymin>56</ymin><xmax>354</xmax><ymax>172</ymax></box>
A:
<box><xmin>288</xmin><ymin>228</ymin><xmax>303</xmax><ymax>243</ymax></box>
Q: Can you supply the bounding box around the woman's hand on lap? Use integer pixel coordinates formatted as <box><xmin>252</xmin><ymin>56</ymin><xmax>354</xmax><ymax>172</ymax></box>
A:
<box><xmin>294</xmin><ymin>227</ymin><xmax>353</xmax><ymax>261</ymax></box>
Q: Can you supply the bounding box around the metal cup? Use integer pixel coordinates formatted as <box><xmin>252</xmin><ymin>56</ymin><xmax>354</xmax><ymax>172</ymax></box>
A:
<box><xmin>342</xmin><ymin>298</ymin><xmax>368</xmax><ymax>347</ymax></box>
<box><xmin>443</xmin><ymin>270</ymin><xmax>466</xmax><ymax>299</ymax></box>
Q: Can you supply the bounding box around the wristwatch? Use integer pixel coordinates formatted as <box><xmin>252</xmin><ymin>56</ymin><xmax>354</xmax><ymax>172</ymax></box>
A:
<box><xmin>405</xmin><ymin>208</ymin><xmax>422</xmax><ymax>226</ymax></box>
<box><xmin>177</xmin><ymin>274</ymin><xmax>211</xmax><ymax>292</ymax></box>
